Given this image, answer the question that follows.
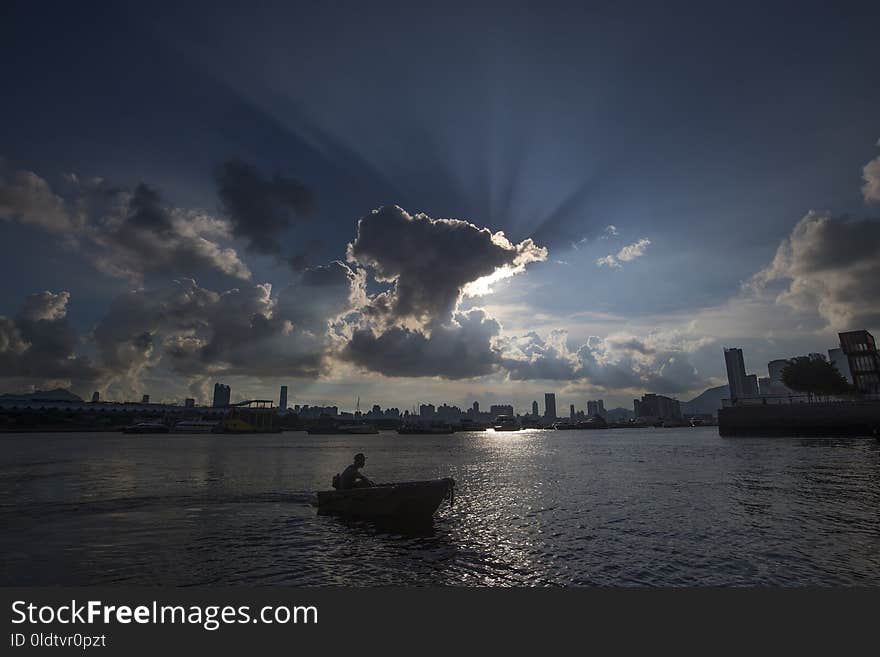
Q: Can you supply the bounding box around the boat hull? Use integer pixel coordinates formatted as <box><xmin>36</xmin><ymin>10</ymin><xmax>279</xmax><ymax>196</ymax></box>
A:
<box><xmin>317</xmin><ymin>478</ymin><xmax>454</xmax><ymax>523</ymax></box>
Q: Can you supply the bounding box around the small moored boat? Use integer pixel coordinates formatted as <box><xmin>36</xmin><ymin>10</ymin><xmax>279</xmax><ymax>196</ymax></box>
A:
<box><xmin>122</xmin><ymin>421</ymin><xmax>169</xmax><ymax>434</ymax></box>
<box><xmin>317</xmin><ymin>478</ymin><xmax>455</xmax><ymax>523</ymax></box>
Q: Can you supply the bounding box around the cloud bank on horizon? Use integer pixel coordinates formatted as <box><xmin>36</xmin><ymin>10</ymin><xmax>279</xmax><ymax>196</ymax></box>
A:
<box><xmin>1</xmin><ymin>141</ymin><xmax>879</xmax><ymax>405</ymax></box>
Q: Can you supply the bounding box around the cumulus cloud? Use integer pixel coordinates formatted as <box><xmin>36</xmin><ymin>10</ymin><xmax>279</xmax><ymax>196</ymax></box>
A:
<box><xmin>214</xmin><ymin>159</ymin><xmax>314</xmax><ymax>257</ymax></box>
<box><xmin>499</xmin><ymin>330</ymin><xmax>707</xmax><ymax>394</ymax></box>
<box><xmin>337</xmin><ymin>205</ymin><xmax>547</xmax><ymax>379</ymax></box>
<box><xmin>343</xmin><ymin>309</ymin><xmax>502</xmax><ymax>379</ymax></box>
<box><xmin>346</xmin><ymin>205</ymin><xmax>546</xmax><ymax>326</ymax></box>
<box><xmin>0</xmin><ymin>291</ymin><xmax>101</xmax><ymax>391</ymax></box>
<box><xmin>0</xmin><ymin>163</ymin><xmax>252</xmax><ymax>283</ymax></box>
<box><xmin>864</xmin><ymin>154</ymin><xmax>880</xmax><ymax>203</ymax></box>
<box><xmin>749</xmin><ymin>211</ymin><xmax>880</xmax><ymax>330</ymax></box>
<box><xmin>93</xmin><ymin>263</ymin><xmax>364</xmax><ymax>391</ymax></box>
<box><xmin>595</xmin><ymin>238</ymin><xmax>651</xmax><ymax>268</ymax></box>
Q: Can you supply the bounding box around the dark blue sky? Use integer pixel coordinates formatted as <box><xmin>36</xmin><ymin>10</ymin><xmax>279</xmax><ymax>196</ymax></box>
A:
<box><xmin>1</xmin><ymin>0</ymin><xmax>878</xmax><ymax>406</ymax></box>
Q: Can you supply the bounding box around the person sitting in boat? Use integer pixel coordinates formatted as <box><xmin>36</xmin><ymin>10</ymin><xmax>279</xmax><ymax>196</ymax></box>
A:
<box><xmin>337</xmin><ymin>453</ymin><xmax>374</xmax><ymax>490</ymax></box>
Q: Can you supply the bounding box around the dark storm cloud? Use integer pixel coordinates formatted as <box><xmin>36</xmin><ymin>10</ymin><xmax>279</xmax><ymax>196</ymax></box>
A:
<box><xmin>0</xmin><ymin>162</ymin><xmax>251</xmax><ymax>282</ymax></box>
<box><xmin>214</xmin><ymin>159</ymin><xmax>314</xmax><ymax>257</ymax></box>
<box><xmin>343</xmin><ymin>309</ymin><xmax>501</xmax><ymax>379</ymax></box>
<box><xmin>751</xmin><ymin>211</ymin><xmax>880</xmax><ymax>330</ymax></box>
<box><xmin>346</xmin><ymin>205</ymin><xmax>546</xmax><ymax>326</ymax></box>
<box><xmin>0</xmin><ymin>291</ymin><xmax>101</xmax><ymax>390</ymax></box>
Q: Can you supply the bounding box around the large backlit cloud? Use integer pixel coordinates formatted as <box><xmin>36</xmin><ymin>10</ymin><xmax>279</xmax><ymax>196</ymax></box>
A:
<box><xmin>338</xmin><ymin>205</ymin><xmax>546</xmax><ymax>379</ymax></box>
<box><xmin>750</xmin><ymin>211</ymin><xmax>880</xmax><ymax>330</ymax></box>
<box><xmin>346</xmin><ymin>205</ymin><xmax>546</xmax><ymax>326</ymax></box>
<box><xmin>0</xmin><ymin>162</ymin><xmax>251</xmax><ymax>283</ymax></box>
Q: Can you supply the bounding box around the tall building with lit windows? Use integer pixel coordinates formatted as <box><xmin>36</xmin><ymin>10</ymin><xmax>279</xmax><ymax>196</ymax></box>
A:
<box><xmin>838</xmin><ymin>330</ymin><xmax>880</xmax><ymax>394</ymax></box>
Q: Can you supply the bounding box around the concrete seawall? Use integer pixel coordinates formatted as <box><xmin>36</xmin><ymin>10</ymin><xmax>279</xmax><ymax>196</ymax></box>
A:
<box><xmin>718</xmin><ymin>401</ymin><xmax>880</xmax><ymax>437</ymax></box>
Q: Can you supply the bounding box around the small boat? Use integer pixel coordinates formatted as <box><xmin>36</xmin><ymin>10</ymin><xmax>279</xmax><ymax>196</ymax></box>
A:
<box><xmin>317</xmin><ymin>478</ymin><xmax>454</xmax><ymax>523</ymax></box>
<box><xmin>336</xmin><ymin>421</ymin><xmax>379</xmax><ymax>435</ymax></box>
<box><xmin>396</xmin><ymin>422</ymin><xmax>454</xmax><ymax>435</ymax></box>
<box><xmin>172</xmin><ymin>419</ymin><xmax>219</xmax><ymax>433</ymax></box>
<box><xmin>493</xmin><ymin>415</ymin><xmax>521</xmax><ymax>431</ymax></box>
<box><xmin>122</xmin><ymin>421</ymin><xmax>169</xmax><ymax>434</ymax></box>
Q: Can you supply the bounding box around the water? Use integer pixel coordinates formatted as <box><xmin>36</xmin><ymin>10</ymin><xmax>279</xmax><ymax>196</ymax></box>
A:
<box><xmin>2</xmin><ymin>428</ymin><xmax>879</xmax><ymax>586</ymax></box>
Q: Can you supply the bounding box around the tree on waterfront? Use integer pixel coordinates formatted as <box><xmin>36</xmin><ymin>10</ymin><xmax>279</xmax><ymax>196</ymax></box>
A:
<box><xmin>781</xmin><ymin>357</ymin><xmax>854</xmax><ymax>401</ymax></box>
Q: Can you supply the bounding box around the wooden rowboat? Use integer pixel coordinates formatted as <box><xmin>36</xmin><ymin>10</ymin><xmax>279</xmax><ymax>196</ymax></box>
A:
<box><xmin>317</xmin><ymin>478</ymin><xmax>455</xmax><ymax>523</ymax></box>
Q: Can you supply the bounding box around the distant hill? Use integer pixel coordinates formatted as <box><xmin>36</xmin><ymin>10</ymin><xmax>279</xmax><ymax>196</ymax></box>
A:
<box><xmin>0</xmin><ymin>388</ymin><xmax>83</xmax><ymax>402</ymax></box>
<box><xmin>681</xmin><ymin>385</ymin><xmax>728</xmax><ymax>416</ymax></box>
<box><xmin>605</xmin><ymin>406</ymin><xmax>634</xmax><ymax>422</ymax></box>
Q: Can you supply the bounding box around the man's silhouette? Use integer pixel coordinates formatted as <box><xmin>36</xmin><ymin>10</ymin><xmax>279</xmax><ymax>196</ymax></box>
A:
<box><xmin>338</xmin><ymin>453</ymin><xmax>374</xmax><ymax>489</ymax></box>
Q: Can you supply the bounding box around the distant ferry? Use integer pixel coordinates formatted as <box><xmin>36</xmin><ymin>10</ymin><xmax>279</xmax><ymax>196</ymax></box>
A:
<box><xmin>552</xmin><ymin>416</ymin><xmax>608</xmax><ymax>430</ymax></box>
<box><xmin>122</xmin><ymin>421</ymin><xmax>169</xmax><ymax>434</ymax></box>
<box><xmin>493</xmin><ymin>415</ymin><xmax>521</xmax><ymax>431</ymax></box>
<box><xmin>336</xmin><ymin>421</ymin><xmax>379</xmax><ymax>435</ymax></box>
<box><xmin>172</xmin><ymin>419</ymin><xmax>219</xmax><ymax>433</ymax></box>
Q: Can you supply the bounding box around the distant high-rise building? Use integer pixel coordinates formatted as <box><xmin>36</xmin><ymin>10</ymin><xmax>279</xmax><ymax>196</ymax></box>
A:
<box><xmin>473</xmin><ymin>401</ymin><xmax>480</xmax><ymax>414</ymax></box>
<box><xmin>91</xmin><ymin>391</ymin><xmax>100</xmax><ymax>403</ymax></box>
<box><xmin>569</xmin><ymin>404</ymin><xmax>575</xmax><ymax>419</ymax></box>
<box><xmin>419</xmin><ymin>403</ymin><xmax>435</xmax><ymax>418</ymax></box>
<box><xmin>745</xmin><ymin>374</ymin><xmax>759</xmax><ymax>398</ymax></box>
<box><xmin>587</xmin><ymin>400</ymin><xmax>598</xmax><ymax>417</ymax></box>
<box><xmin>724</xmin><ymin>348</ymin><xmax>751</xmax><ymax>400</ymax></box>
<box><xmin>544</xmin><ymin>393</ymin><xmax>557</xmax><ymax>419</ymax></box>
<box><xmin>634</xmin><ymin>393</ymin><xmax>681</xmax><ymax>420</ymax></box>
<box><xmin>838</xmin><ymin>330</ymin><xmax>880</xmax><ymax>394</ymax></box>
<box><xmin>279</xmin><ymin>385</ymin><xmax>288</xmax><ymax>411</ymax></box>
<box><xmin>184</xmin><ymin>398</ymin><xmax>195</xmax><ymax>408</ymax></box>
<box><xmin>141</xmin><ymin>394</ymin><xmax>150</xmax><ymax>404</ymax></box>
<box><xmin>490</xmin><ymin>404</ymin><xmax>514</xmax><ymax>417</ymax></box>
<box><xmin>531</xmin><ymin>400</ymin><xmax>539</xmax><ymax>417</ymax></box>
<box><xmin>212</xmin><ymin>383</ymin><xmax>231</xmax><ymax>408</ymax></box>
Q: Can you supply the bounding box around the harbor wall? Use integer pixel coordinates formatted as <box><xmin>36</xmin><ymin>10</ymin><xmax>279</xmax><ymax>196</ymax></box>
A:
<box><xmin>718</xmin><ymin>401</ymin><xmax>880</xmax><ymax>437</ymax></box>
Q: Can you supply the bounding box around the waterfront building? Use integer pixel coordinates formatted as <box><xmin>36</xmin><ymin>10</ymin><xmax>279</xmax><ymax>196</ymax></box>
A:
<box><xmin>724</xmin><ymin>348</ymin><xmax>750</xmax><ymax>400</ymax></box>
<box><xmin>634</xmin><ymin>393</ymin><xmax>681</xmax><ymax>421</ymax></box>
<box><xmin>490</xmin><ymin>404</ymin><xmax>514</xmax><ymax>417</ymax></box>
<box><xmin>212</xmin><ymin>383</ymin><xmax>231</xmax><ymax>408</ymax></box>
<box><xmin>544</xmin><ymin>393</ymin><xmax>557</xmax><ymax>420</ymax></box>
<box><xmin>587</xmin><ymin>399</ymin><xmax>606</xmax><ymax>417</ymax></box>
<box><xmin>419</xmin><ymin>403</ymin><xmax>436</xmax><ymax>418</ymax></box>
<box><xmin>531</xmin><ymin>400</ymin><xmax>539</xmax><ymax>417</ymax></box>
<box><xmin>569</xmin><ymin>404</ymin><xmax>575</xmax><ymax>419</ymax></box>
<box><xmin>745</xmin><ymin>374</ymin><xmax>759</xmax><ymax>398</ymax></box>
<box><xmin>838</xmin><ymin>330</ymin><xmax>880</xmax><ymax>394</ymax></box>
<box><xmin>141</xmin><ymin>394</ymin><xmax>150</xmax><ymax>404</ymax></box>
<box><xmin>279</xmin><ymin>385</ymin><xmax>288</xmax><ymax>411</ymax></box>
<box><xmin>91</xmin><ymin>391</ymin><xmax>100</xmax><ymax>403</ymax></box>
<box><xmin>184</xmin><ymin>398</ymin><xmax>195</xmax><ymax>408</ymax></box>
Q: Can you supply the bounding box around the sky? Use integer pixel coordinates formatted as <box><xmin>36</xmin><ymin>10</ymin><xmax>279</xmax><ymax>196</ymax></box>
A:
<box><xmin>1</xmin><ymin>0</ymin><xmax>878</xmax><ymax>411</ymax></box>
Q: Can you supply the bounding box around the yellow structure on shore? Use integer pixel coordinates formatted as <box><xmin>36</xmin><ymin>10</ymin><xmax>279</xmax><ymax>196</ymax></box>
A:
<box><xmin>221</xmin><ymin>400</ymin><xmax>280</xmax><ymax>433</ymax></box>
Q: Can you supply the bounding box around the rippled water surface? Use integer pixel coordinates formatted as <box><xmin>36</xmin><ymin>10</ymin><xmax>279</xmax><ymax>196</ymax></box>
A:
<box><xmin>2</xmin><ymin>428</ymin><xmax>879</xmax><ymax>586</ymax></box>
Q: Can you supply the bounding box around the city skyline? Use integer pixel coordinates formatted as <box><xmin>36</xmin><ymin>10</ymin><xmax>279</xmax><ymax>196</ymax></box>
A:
<box><xmin>1</xmin><ymin>2</ymin><xmax>879</xmax><ymax>411</ymax></box>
